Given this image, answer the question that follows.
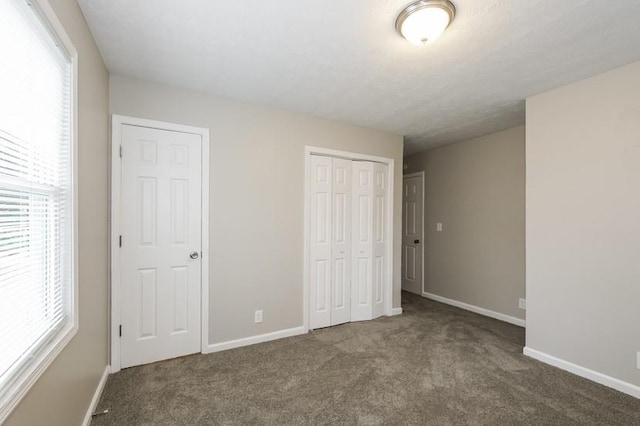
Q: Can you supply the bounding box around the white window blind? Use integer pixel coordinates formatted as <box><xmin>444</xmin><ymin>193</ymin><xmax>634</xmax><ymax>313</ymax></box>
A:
<box><xmin>0</xmin><ymin>0</ymin><xmax>75</xmax><ymax>409</ymax></box>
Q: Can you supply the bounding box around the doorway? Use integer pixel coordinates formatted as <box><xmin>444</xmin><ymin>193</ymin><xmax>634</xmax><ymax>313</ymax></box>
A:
<box><xmin>402</xmin><ymin>172</ymin><xmax>424</xmax><ymax>295</ymax></box>
<box><xmin>110</xmin><ymin>115</ymin><xmax>210</xmax><ymax>372</ymax></box>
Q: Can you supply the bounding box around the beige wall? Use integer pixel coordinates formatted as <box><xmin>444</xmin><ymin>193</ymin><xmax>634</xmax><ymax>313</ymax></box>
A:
<box><xmin>109</xmin><ymin>75</ymin><xmax>404</xmax><ymax>344</ymax></box>
<box><xmin>526</xmin><ymin>61</ymin><xmax>640</xmax><ymax>387</ymax></box>
<box><xmin>5</xmin><ymin>0</ymin><xmax>110</xmax><ymax>425</ymax></box>
<box><xmin>403</xmin><ymin>126</ymin><xmax>526</xmax><ymax>320</ymax></box>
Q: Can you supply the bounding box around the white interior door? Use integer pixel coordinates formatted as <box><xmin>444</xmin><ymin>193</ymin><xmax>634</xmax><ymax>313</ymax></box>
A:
<box><xmin>309</xmin><ymin>155</ymin><xmax>332</xmax><ymax>329</ymax></box>
<box><xmin>120</xmin><ymin>124</ymin><xmax>202</xmax><ymax>368</ymax></box>
<box><xmin>331</xmin><ymin>158</ymin><xmax>351</xmax><ymax>326</ymax></box>
<box><xmin>402</xmin><ymin>174</ymin><xmax>424</xmax><ymax>295</ymax></box>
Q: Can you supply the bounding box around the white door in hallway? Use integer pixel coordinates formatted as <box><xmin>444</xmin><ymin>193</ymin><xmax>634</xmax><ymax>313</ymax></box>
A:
<box><xmin>120</xmin><ymin>124</ymin><xmax>202</xmax><ymax>368</ymax></box>
<box><xmin>402</xmin><ymin>173</ymin><xmax>424</xmax><ymax>295</ymax></box>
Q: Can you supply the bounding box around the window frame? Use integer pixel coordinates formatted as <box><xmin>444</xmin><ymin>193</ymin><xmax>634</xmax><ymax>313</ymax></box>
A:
<box><xmin>0</xmin><ymin>0</ymin><xmax>78</xmax><ymax>422</ymax></box>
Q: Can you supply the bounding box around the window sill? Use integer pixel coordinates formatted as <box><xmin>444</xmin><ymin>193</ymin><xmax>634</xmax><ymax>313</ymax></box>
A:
<box><xmin>0</xmin><ymin>322</ymin><xmax>78</xmax><ymax>423</ymax></box>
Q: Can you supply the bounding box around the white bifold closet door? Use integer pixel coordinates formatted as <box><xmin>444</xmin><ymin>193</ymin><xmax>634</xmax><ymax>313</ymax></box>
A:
<box><xmin>332</xmin><ymin>158</ymin><xmax>352</xmax><ymax>325</ymax></box>
<box><xmin>309</xmin><ymin>155</ymin><xmax>387</xmax><ymax>330</ymax></box>
<box><xmin>351</xmin><ymin>161</ymin><xmax>387</xmax><ymax>321</ymax></box>
<box><xmin>309</xmin><ymin>156</ymin><xmax>351</xmax><ymax>329</ymax></box>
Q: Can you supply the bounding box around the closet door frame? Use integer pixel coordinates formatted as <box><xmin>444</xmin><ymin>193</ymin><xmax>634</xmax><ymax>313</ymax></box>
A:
<box><xmin>303</xmin><ymin>147</ymin><xmax>395</xmax><ymax>332</ymax></box>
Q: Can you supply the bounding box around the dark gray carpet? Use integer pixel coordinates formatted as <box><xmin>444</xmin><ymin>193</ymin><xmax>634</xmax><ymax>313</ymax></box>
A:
<box><xmin>92</xmin><ymin>292</ymin><xmax>640</xmax><ymax>425</ymax></box>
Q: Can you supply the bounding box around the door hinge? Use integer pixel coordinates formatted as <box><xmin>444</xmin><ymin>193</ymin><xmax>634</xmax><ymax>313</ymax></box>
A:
<box><xmin>119</xmin><ymin>145</ymin><xmax>122</xmax><ymax>158</ymax></box>
<box><xmin>119</xmin><ymin>235</ymin><xmax>122</xmax><ymax>247</ymax></box>
<box><xmin>119</xmin><ymin>325</ymin><xmax>122</xmax><ymax>337</ymax></box>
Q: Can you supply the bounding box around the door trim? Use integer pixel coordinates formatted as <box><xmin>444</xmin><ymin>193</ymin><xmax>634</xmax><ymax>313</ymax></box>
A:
<box><xmin>303</xmin><ymin>146</ymin><xmax>395</xmax><ymax>332</ymax></box>
<box><xmin>110</xmin><ymin>114</ymin><xmax>210</xmax><ymax>373</ymax></box>
<box><xmin>402</xmin><ymin>171</ymin><xmax>425</xmax><ymax>294</ymax></box>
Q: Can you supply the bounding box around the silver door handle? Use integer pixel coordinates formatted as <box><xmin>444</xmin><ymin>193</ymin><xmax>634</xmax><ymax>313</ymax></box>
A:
<box><xmin>190</xmin><ymin>251</ymin><xmax>199</xmax><ymax>260</ymax></box>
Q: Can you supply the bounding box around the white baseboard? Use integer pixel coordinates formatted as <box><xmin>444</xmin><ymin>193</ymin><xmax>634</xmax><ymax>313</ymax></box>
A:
<box><xmin>523</xmin><ymin>347</ymin><xmax>640</xmax><ymax>399</ymax></box>
<box><xmin>203</xmin><ymin>326</ymin><xmax>307</xmax><ymax>354</ymax></box>
<box><xmin>82</xmin><ymin>365</ymin><xmax>110</xmax><ymax>426</ymax></box>
<box><xmin>390</xmin><ymin>307</ymin><xmax>403</xmax><ymax>316</ymax></box>
<box><xmin>422</xmin><ymin>291</ymin><xmax>526</xmax><ymax>327</ymax></box>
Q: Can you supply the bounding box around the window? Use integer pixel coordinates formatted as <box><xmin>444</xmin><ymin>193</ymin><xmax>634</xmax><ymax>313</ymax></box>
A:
<box><xmin>0</xmin><ymin>0</ymin><xmax>77</xmax><ymax>420</ymax></box>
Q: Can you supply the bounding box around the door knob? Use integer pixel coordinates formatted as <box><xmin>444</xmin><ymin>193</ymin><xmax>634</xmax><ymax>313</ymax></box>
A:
<box><xmin>190</xmin><ymin>251</ymin><xmax>199</xmax><ymax>260</ymax></box>
<box><xmin>414</xmin><ymin>239</ymin><xmax>420</xmax><ymax>244</ymax></box>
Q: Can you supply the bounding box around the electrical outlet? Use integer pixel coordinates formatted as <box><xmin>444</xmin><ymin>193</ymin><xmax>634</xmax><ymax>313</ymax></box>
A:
<box><xmin>637</xmin><ymin>352</ymin><xmax>640</xmax><ymax>370</ymax></box>
<box><xmin>518</xmin><ymin>298</ymin><xmax>526</xmax><ymax>310</ymax></box>
<box><xmin>254</xmin><ymin>310</ymin><xmax>263</xmax><ymax>323</ymax></box>
<box><xmin>436</xmin><ymin>222</ymin><xmax>443</xmax><ymax>232</ymax></box>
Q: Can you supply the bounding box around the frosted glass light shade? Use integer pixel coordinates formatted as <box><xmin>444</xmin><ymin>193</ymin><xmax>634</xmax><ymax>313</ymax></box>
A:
<box><xmin>396</xmin><ymin>0</ymin><xmax>456</xmax><ymax>46</ymax></box>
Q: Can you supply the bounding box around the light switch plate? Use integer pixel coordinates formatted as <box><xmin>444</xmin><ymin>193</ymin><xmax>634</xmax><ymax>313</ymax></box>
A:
<box><xmin>436</xmin><ymin>222</ymin><xmax>443</xmax><ymax>232</ymax></box>
<box><xmin>254</xmin><ymin>310</ymin><xmax>263</xmax><ymax>323</ymax></box>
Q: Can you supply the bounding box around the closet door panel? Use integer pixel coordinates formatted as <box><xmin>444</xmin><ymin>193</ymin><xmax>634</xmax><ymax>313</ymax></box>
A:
<box><xmin>351</xmin><ymin>162</ymin><xmax>373</xmax><ymax>321</ymax></box>
<box><xmin>309</xmin><ymin>155</ymin><xmax>332</xmax><ymax>329</ymax></box>
<box><xmin>372</xmin><ymin>163</ymin><xmax>387</xmax><ymax>318</ymax></box>
<box><xmin>331</xmin><ymin>158</ymin><xmax>351</xmax><ymax>325</ymax></box>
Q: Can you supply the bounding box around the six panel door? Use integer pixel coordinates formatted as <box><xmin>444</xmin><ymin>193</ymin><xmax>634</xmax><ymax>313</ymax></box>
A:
<box><xmin>120</xmin><ymin>124</ymin><xmax>202</xmax><ymax>368</ymax></box>
<box><xmin>402</xmin><ymin>175</ymin><xmax>424</xmax><ymax>295</ymax></box>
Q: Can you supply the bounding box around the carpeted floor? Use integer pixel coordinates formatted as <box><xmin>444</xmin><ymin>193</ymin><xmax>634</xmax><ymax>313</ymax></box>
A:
<box><xmin>92</xmin><ymin>291</ymin><xmax>640</xmax><ymax>425</ymax></box>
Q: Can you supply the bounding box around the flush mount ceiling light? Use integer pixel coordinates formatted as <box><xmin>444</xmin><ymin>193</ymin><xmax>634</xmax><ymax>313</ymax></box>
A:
<box><xmin>396</xmin><ymin>0</ymin><xmax>456</xmax><ymax>46</ymax></box>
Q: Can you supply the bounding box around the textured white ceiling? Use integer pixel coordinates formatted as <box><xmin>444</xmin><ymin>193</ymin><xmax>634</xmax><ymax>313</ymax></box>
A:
<box><xmin>77</xmin><ymin>0</ymin><xmax>640</xmax><ymax>155</ymax></box>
